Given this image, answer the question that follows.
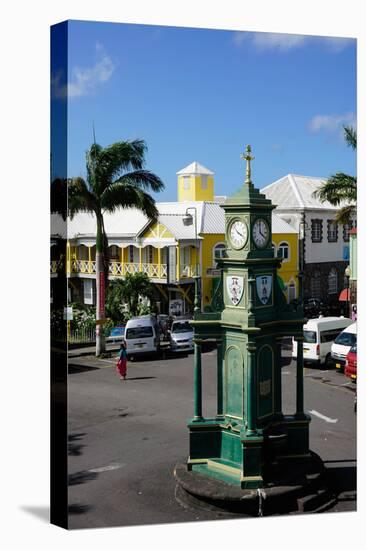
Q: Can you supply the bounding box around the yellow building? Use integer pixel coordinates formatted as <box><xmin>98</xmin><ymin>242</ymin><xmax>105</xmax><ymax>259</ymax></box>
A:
<box><xmin>58</xmin><ymin>161</ymin><xmax>298</xmax><ymax>313</ymax></box>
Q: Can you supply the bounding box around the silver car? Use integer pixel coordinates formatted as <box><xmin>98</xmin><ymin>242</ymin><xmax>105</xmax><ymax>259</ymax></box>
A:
<box><xmin>169</xmin><ymin>320</ymin><xmax>194</xmax><ymax>353</ymax></box>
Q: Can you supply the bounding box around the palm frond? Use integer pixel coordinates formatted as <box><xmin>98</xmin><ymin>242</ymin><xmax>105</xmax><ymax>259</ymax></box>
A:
<box><xmin>313</xmin><ymin>173</ymin><xmax>357</xmax><ymax>205</ymax></box>
<box><xmin>344</xmin><ymin>125</ymin><xmax>357</xmax><ymax>150</ymax></box>
<box><xmin>68</xmin><ymin>177</ymin><xmax>97</xmax><ymax>217</ymax></box>
<box><xmin>101</xmin><ymin>182</ymin><xmax>159</xmax><ymax>219</ymax></box>
<box><xmin>333</xmin><ymin>204</ymin><xmax>357</xmax><ymax>224</ymax></box>
<box><xmin>98</xmin><ymin>140</ymin><xmax>147</xmax><ymax>187</ymax></box>
<box><xmin>113</xmin><ymin>170</ymin><xmax>165</xmax><ymax>193</ymax></box>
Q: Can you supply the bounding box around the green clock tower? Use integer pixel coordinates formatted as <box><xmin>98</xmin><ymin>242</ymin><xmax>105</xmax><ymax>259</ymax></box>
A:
<box><xmin>185</xmin><ymin>146</ymin><xmax>311</xmax><ymax>490</ymax></box>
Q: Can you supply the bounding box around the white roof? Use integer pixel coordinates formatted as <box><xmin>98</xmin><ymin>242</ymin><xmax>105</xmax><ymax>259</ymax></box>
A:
<box><xmin>176</xmin><ymin>161</ymin><xmax>214</xmax><ymax>176</ymax></box>
<box><xmin>261</xmin><ymin>173</ymin><xmax>348</xmax><ymax>211</ymax></box>
<box><xmin>53</xmin><ymin>201</ymin><xmax>296</xmax><ymax>241</ymax></box>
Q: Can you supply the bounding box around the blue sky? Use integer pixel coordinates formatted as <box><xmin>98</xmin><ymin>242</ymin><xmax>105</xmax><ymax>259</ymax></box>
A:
<box><xmin>53</xmin><ymin>20</ymin><xmax>357</xmax><ymax>201</ymax></box>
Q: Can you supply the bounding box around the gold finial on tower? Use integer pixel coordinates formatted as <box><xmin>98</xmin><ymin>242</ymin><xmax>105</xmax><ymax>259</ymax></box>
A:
<box><xmin>241</xmin><ymin>144</ymin><xmax>255</xmax><ymax>185</ymax></box>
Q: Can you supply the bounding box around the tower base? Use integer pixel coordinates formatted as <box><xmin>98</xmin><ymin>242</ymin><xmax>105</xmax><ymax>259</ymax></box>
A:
<box><xmin>175</xmin><ymin>451</ymin><xmax>332</xmax><ymax>516</ymax></box>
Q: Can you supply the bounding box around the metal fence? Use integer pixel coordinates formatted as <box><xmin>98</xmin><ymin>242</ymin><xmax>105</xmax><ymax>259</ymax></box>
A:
<box><xmin>69</xmin><ymin>326</ymin><xmax>96</xmax><ymax>344</ymax></box>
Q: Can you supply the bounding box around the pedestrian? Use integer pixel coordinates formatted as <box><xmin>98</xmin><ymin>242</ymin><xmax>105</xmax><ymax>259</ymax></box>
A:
<box><xmin>116</xmin><ymin>340</ymin><xmax>128</xmax><ymax>380</ymax></box>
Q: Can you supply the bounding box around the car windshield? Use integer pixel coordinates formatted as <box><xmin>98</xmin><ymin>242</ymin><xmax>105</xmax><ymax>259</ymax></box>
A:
<box><xmin>172</xmin><ymin>322</ymin><xmax>192</xmax><ymax>333</ymax></box>
<box><xmin>304</xmin><ymin>330</ymin><xmax>317</xmax><ymax>343</ymax></box>
<box><xmin>110</xmin><ymin>327</ymin><xmax>124</xmax><ymax>336</ymax></box>
<box><xmin>334</xmin><ymin>332</ymin><xmax>356</xmax><ymax>346</ymax></box>
<box><xmin>125</xmin><ymin>326</ymin><xmax>153</xmax><ymax>339</ymax></box>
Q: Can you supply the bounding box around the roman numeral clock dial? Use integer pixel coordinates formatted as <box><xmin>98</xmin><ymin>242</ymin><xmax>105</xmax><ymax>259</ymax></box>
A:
<box><xmin>229</xmin><ymin>219</ymin><xmax>248</xmax><ymax>249</ymax></box>
<box><xmin>252</xmin><ymin>218</ymin><xmax>269</xmax><ymax>248</ymax></box>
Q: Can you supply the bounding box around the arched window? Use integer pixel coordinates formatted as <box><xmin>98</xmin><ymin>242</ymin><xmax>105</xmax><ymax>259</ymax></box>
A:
<box><xmin>328</xmin><ymin>268</ymin><xmax>338</xmax><ymax>294</ymax></box>
<box><xmin>311</xmin><ymin>271</ymin><xmax>321</xmax><ymax>299</ymax></box>
<box><xmin>271</xmin><ymin>243</ymin><xmax>276</xmax><ymax>257</ymax></box>
<box><xmin>213</xmin><ymin>242</ymin><xmax>226</xmax><ymax>267</ymax></box>
<box><xmin>278</xmin><ymin>241</ymin><xmax>290</xmax><ymax>261</ymax></box>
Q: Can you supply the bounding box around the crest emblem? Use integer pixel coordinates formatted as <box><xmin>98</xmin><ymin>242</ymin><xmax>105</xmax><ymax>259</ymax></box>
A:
<box><xmin>256</xmin><ymin>275</ymin><xmax>272</xmax><ymax>305</ymax></box>
<box><xmin>226</xmin><ymin>275</ymin><xmax>244</xmax><ymax>306</ymax></box>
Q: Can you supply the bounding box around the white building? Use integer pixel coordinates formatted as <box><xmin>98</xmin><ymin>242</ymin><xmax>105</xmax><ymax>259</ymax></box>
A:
<box><xmin>262</xmin><ymin>173</ymin><xmax>355</xmax><ymax>307</ymax></box>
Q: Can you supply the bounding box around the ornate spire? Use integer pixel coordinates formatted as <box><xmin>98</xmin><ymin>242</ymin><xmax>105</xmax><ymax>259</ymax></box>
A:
<box><xmin>241</xmin><ymin>145</ymin><xmax>255</xmax><ymax>186</ymax></box>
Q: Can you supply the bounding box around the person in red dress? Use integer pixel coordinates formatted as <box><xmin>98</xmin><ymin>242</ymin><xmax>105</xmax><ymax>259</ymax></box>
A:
<box><xmin>116</xmin><ymin>341</ymin><xmax>128</xmax><ymax>380</ymax></box>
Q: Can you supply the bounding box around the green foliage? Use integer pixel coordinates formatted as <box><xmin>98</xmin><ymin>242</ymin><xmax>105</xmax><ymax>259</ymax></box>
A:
<box><xmin>313</xmin><ymin>125</ymin><xmax>357</xmax><ymax>223</ymax></box>
<box><xmin>106</xmin><ymin>273</ymin><xmax>156</xmax><ymax>317</ymax></box>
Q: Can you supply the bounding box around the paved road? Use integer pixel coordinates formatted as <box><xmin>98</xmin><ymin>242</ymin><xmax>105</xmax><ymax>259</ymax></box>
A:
<box><xmin>67</xmin><ymin>346</ymin><xmax>356</xmax><ymax>529</ymax></box>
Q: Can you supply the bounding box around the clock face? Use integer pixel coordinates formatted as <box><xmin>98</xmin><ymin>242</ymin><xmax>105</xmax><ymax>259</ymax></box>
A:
<box><xmin>229</xmin><ymin>219</ymin><xmax>248</xmax><ymax>249</ymax></box>
<box><xmin>252</xmin><ymin>218</ymin><xmax>270</xmax><ymax>248</ymax></box>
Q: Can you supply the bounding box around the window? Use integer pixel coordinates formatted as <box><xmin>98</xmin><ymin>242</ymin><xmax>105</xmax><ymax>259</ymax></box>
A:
<box><xmin>304</xmin><ymin>331</ymin><xmax>317</xmax><ymax>343</ymax></box>
<box><xmin>125</xmin><ymin>326</ymin><xmax>153</xmax><ymax>339</ymax></box>
<box><xmin>343</xmin><ymin>221</ymin><xmax>353</xmax><ymax>242</ymax></box>
<box><xmin>278</xmin><ymin>242</ymin><xmax>289</xmax><ymax>260</ymax></box>
<box><xmin>183</xmin><ymin>176</ymin><xmax>190</xmax><ymax>190</ymax></box>
<box><xmin>328</xmin><ymin>268</ymin><xmax>338</xmax><ymax>294</ymax></box>
<box><xmin>327</xmin><ymin>220</ymin><xmax>338</xmax><ymax>242</ymax></box>
<box><xmin>109</xmin><ymin>245</ymin><xmax>119</xmax><ymax>259</ymax></box>
<box><xmin>143</xmin><ymin>245</ymin><xmax>154</xmax><ymax>264</ymax></box>
<box><xmin>201</xmin><ymin>175</ymin><xmax>208</xmax><ymax>189</ymax></box>
<box><xmin>84</xmin><ymin>279</ymin><xmax>93</xmax><ymax>305</ymax></box>
<box><xmin>334</xmin><ymin>332</ymin><xmax>356</xmax><ymax>347</ymax></box>
<box><xmin>310</xmin><ymin>271</ymin><xmax>321</xmax><ymax>298</ymax></box>
<box><xmin>129</xmin><ymin>245</ymin><xmax>135</xmax><ymax>263</ymax></box>
<box><xmin>213</xmin><ymin>242</ymin><xmax>226</xmax><ymax>266</ymax></box>
<box><xmin>320</xmin><ymin>329</ymin><xmax>344</xmax><ymax>344</ymax></box>
<box><xmin>311</xmin><ymin>219</ymin><xmax>323</xmax><ymax>243</ymax></box>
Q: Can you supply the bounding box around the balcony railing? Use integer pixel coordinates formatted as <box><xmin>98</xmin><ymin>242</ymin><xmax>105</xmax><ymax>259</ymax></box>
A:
<box><xmin>60</xmin><ymin>259</ymin><xmax>197</xmax><ymax>281</ymax></box>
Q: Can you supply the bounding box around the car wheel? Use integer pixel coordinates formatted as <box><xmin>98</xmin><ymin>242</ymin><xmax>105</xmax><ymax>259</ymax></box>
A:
<box><xmin>325</xmin><ymin>354</ymin><xmax>333</xmax><ymax>369</ymax></box>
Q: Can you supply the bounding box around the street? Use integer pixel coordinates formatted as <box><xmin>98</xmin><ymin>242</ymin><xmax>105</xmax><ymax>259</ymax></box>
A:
<box><xmin>67</xmin><ymin>345</ymin><xmax>356</xmax><ymax>529</ymax></box>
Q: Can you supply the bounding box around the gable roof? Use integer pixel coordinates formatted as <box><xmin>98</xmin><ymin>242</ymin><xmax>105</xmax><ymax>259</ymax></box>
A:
<box><xmin>59</xmin><ymin>201</ymin><xmax>296</xmax><ymax>241</ymax></box>
<box><xmin>261</xmin><ymin>173</ymin><xmax>347</xmax><ymax>211</ymax></box>
<box><xmin>176</xmin><ymin>161</ymin><xmax>214</xmax><ymax>176</ymax></box>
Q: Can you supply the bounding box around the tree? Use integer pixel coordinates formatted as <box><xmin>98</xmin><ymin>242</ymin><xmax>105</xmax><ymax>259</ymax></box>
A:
<box><xmin>106</xmin><ymin>273</ymin><xmax>156</xmax><ymax>319</ymax></box>
<box><xmin>313</xmin><ymin>125</ymin><xmax>357</xmax><ymax>224</ymax></box>
<box><xmin>68</xmin><ymin>140</ymin><xmax>164</xmax><ymax>355</ymax></box>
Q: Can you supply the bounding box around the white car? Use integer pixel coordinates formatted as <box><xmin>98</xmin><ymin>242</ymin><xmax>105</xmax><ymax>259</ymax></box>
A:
<box><xmin>292</xmin><ymin>316</ymin><xmax>353</xmax><ymax>367</ymax></box>
<box><xmin>169</xmin><ymin>320</ymin><xmax>194</xmax><ymax>353</ymax></box>
<box><xmin>331</xmin><ymin>322</ymin><xmax>357</xmax><ymax>372</ymax></box>
<box><xmin>125</xmin><ymin>315</ymin><xmax>160</xmax><ymax>358</ymax></box>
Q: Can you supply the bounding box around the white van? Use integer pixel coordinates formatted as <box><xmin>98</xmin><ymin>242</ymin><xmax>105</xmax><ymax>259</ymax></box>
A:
<box><xmin>331</xmin><ymin>322</ymin><xmax>357</xmax><ymax>372</ymax></box>
<box><xmin>292</xmin><ymin>316</ymin><xmax>353</xmax><ymax>367</ymax></box>
<box><xmin>124</xmin><ymin>315</ymin><xmax>160</xmax><ymax>359</ymax></box>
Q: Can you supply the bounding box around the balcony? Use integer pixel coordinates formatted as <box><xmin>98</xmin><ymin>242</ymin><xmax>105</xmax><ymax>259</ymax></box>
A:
<box><xmin>53</xmin><ymin>258</ymin><xmax>198</xmax><ymax>282</ymax></box>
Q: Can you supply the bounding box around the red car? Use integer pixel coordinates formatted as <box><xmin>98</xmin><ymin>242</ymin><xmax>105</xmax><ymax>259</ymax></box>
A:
<box><xmin>345</xmin><ymin>344</ymin><xmax>357</xmax><ymax>381</ymax></box>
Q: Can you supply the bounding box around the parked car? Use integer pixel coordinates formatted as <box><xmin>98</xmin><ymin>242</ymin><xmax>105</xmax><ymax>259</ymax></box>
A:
<box><xmin>331</xmin><ymin>322</ymin><xmax>357</xmax><ymax>373</ymax></box>
<box><xmin>169</xmin><ymin>319</ymin><xmax>194</xmax><ymax>353</ymax></box>
<box><xmin>124</xmin><ymin>315</ymin><xmax>160</xmax><ymax>359</ymax></box>
<box><xmin>292</xmin><ymin>316</ymin><xmax>353</xmax><ymax>367</ymax></box>
<box><xmin>106</xmin><ymin>325</ymin><xmax>125</xmax><ymax>343</ymax></box>
<box><xmin>345</xmin><ymin>343</ymin><xmax>357</xmax><ymax>382</ymax></box>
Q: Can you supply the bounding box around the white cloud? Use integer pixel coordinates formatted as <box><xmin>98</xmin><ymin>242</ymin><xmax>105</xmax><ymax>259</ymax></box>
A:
<box><xmin>308</xmin><ymin>112</ymin><xmax>356</xmax><ymax>139</ymax></box>
<box><xmin>52</xmin><ymin>43</ymin><xmax>116</xmax><ymax>100</ymax></box>
<box><xmin>232</xmin><ymin>31</ymin><xmax>354</xmax><ymax>53</ymax></box>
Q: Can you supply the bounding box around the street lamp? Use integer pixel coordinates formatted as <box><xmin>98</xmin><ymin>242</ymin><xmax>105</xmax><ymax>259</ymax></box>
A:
<box><xmin>183</xmin><ymin>207</ymin><xmax>201</xmax><ymax>313</ymax></box>
<box><xmin>345</xmin><ymin>265</ymin><xmax>351</xmax><ymax>318</ymax></box>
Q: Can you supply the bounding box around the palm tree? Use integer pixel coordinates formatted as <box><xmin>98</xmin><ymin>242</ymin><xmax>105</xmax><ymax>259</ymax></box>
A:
<box><xmin>106</xmin><ymin>273</ymin><xmax>156</xmax><ymax>319</ymax></box>
<box><xmin>68</xmin><ymin>139</ymin><xmax>164</xmax><ymax>355</ymax></box>
<box><xmin>313</xmin><ymin>125</ymin><xmax>357</xmax><ymax>224</ymax></box>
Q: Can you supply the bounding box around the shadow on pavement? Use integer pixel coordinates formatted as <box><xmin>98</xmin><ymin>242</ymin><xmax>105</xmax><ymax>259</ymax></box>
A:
<box><xmin>124</xmin><ymin>376</ymin><xmax>157</xmax><ymax>381</ymax></box>
<box><xmin>68</xmin><ymin>433</ymin><xmax>87</xmax><ymax>456</ymax></box>
<box><xmin>68</xmin><ymin>363</ymin><xmax>100</xmax><ymax>374</ymax></box>
<box><xmin>68</xmin><ymin>470</ymin><xmax>98</xmax><ymax>487</ymax></box>
<box><xmin>68</xmin><ymin>504</ymin><xmax>93</xmax><ymax>515</ymax></box>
